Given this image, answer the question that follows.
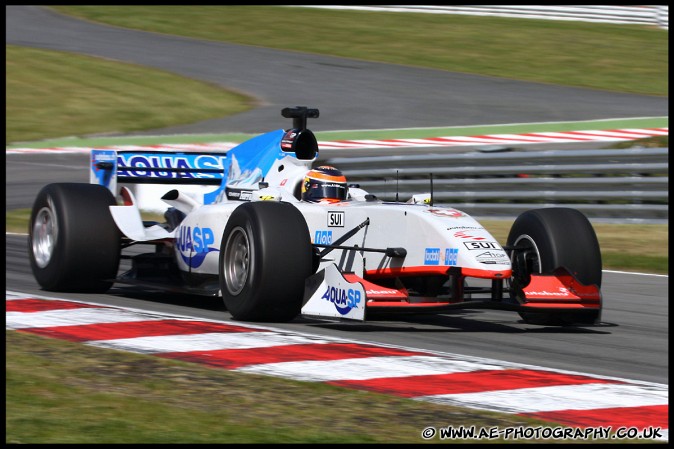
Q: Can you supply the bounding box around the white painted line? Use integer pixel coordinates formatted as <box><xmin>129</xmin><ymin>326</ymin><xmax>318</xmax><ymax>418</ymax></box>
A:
<box><xmin>235</xmin><ymin>355</ymin><xmax>507</xmax><ymax>382</ymax></box>
<box><xmin>89</xmin><ymin>331</ymin><xmax>335</xmax><ymax>354</ymax></box>
<box><xmin>420</xmin><ymin>383</ymin><xmax>669</xmax><ymax>413</ymax></box>
<box><xmin>6</xmin><ymin>307</ymin><xmax>168</xmax><ymax>329</ymax></box>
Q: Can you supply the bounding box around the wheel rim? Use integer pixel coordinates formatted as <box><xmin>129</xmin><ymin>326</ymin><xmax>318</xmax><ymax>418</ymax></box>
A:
<box><xmin>223</xmin><ymin>226</ymin><xmax>250</xmax><ymax>296</ymax></box>
<box><xmin>510</xmin><ymin>234</ymin><xmax>541</xmax><ymax>285</ymax></box>
<box><xmin>32</xmin><ymin>205</ymin><xmax>58</xmax><ymax>269</ymax></box>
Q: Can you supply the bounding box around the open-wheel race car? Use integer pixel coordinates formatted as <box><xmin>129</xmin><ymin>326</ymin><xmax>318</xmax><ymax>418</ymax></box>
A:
<box><xmin>28</xmin><ymin>107</ymin><xmax>603</xmax><ymax>325</ymax></box>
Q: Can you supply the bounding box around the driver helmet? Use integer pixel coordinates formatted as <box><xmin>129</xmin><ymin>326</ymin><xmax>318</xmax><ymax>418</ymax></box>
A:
<box><xmin>301</xmin><ymin>166</ymin><xmax>348</xmax><ymax>203</ymax></box>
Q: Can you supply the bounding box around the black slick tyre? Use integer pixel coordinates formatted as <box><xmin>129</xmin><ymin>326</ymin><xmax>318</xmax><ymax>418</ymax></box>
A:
<box><xmin>506</xmin><ymin>207</ymin><xmax>602</xmax><ymax>325</ymax></box>
<box><xmin>220</xmin><ymin>201</ymin><xmax>312</xmax><ymax>322</ymax></box>
<box><xmin>28</xmin><ymin>183</ymin><xmax>121</xmax><ymax>293</ymax></box>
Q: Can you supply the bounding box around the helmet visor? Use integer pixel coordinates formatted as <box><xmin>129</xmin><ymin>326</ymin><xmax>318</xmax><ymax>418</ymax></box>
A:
<box><xmin>305</xmin><ymin>181</ymin><xmax>347</xmax><ymax>202</ymax></box>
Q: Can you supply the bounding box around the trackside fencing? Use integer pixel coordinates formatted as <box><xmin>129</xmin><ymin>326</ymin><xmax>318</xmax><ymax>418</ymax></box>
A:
<box><xmin>323</xmin><ymin>147</ymin><xmax>669</xmax><ymax>223</ymax></box>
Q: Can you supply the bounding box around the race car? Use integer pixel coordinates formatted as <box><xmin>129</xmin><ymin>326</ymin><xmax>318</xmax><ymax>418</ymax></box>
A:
<box><xmin>28</xmin><ymin>106</ymin><xmax>603</xmax><ymax>325</ymax></box>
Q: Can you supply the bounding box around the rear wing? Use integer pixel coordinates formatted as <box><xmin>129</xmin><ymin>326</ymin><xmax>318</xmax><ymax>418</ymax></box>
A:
<box><xmin>90</xmin><ymin>106</ymin><xmax>320</xmax><ymax>211</ymax></box>
<box><xmin>90</xmin><ymin>149</ymin><xmax>229</xmax><ymax>211</ymax></box>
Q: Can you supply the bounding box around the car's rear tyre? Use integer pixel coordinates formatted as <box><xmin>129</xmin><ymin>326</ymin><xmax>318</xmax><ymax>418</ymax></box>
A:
<box><xmin>28</xmin><ymin>183</ymin><xmax>121</xmax><ymax>292</ymax></box>
<box><xmin>506</xmin><ymin>207</ymin><xmax>602</xmax><ymax>325</ymax></box>
<box><xmin>220</xmin><ymin>201</ymin><xmax>313</xmax><ymax>322</ymax></box>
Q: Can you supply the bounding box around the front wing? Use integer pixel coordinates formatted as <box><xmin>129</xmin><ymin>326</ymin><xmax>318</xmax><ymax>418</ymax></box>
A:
<box><xmin>302</xmin><ymin>263</ymin><xmax>601</xmax><ymax>322</ymax></box>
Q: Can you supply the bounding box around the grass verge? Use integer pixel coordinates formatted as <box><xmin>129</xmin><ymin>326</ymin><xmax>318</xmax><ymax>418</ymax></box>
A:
<box><xmin>480</xmin><ymin>220</ymin><xmax>667</xmax><ymax>275</ymax></box>
<box><xmin>6</xmin><ymin>45</ymin><xmax>254</xmax><ymax>144</ymax></box>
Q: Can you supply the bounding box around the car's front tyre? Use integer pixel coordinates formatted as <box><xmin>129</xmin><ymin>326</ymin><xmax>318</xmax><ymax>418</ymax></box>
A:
<box><xmin>506</xmin><ymin>207</ymin><xmax>602</xmax><ymax>325</ymax></box>
<box><xmin>220</xmin><ymin>201</ymin><xmax>313</xmax><ymax>322</ymax></box>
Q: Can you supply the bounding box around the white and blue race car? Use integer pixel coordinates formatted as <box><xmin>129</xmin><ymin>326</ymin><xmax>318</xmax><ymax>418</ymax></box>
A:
<box><xmin>28</xmin><ymin>107</ymin><xmax>603</xmax><ymax>325</ymax></box>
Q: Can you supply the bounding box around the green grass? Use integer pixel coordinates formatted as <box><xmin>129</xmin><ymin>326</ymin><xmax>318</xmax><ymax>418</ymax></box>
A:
<box><xmin>6</xmin><ymin>45</ymin><xmax>254</xmax><ymax>144</ymax></box>
<box><xmin>8</xmin><ymin>330</ymin><xmax>593</xmax><ymax>444</ymax></box>
<box><xmin>6</xmin><ymin>208</ymin><xmax>31</xmax><ymax>235</ymax></box>
<box><xmin>608</xmin><ymin>135</ymin><xmax>669</xmax><ymax>149</ymax></box>
<box><xmin>52</xmin><ymin>6</ymin><xmax>668</xmax><ymax>97</ymax></box>
<box><xmin>480</xmin><ymin>220</ymin><xmax>668</xmax><ymax>275</ymax></box>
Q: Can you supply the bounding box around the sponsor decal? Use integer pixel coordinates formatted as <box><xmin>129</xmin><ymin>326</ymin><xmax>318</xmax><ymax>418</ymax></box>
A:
<box><xmin>424</xmin><ymin>248</ymin><xmax>441</xmax><ymax>265</ymax></box>
<box><xmin>227</xmin><ymin>189</ymin><xmax>254</xmax><ymax>201</ymax></box>
<box><xmin>117</xmin><ymin>153</ymin><xmax>226</xmax><ymax>180</ymax></box>
<box><xmin>524</xmin><ymin>274</ymin><xmax>601</xmax><ymax>300</ymax></box>
<box><xmin>225</xmin><ymin>190</ymin><xmax>253</xmax><ymax>201</ymax></box>
<box><xmin>453</xmin><ymin>231</ymin><xmax>486</xmax><ymax>240</ymax></box>
<box><xmin>280</xmin><ymin>130</ymin><xmax>298</xmax><ymax>151</ymax></box>
<box><xmin>321</xmin><ymin>286</ymin><xmax>362</xmax><ymax>315</ymax></box>
<box><xmin>426</xmin><ymin>208</ymin><xmax>465</xmax><ymax>218</ymax></box>
<box><xmin>445</xmin><ymin>248</ymin><xmax>458</xmax><ymax>266</ymax></box>
<box><xmin>314</xmin><ymin>230</ymin><xmax>333</xmax><ymax>245</ymax></box>
<box><xmin>176</xmin><ymin>226</ymin><xmax>218</xmax><ymax>268</ymax></box>
<box><xmin>446</xmin><ymin>226</ymin><xmax>484</xmax><ymax>231</ymax></box>
<box><xmin>526</xmin><ymin>288</ymin><xmax>572</xmax><ymax>296</ymax></box>
<box><xmin>464</xmin><ymin>241</ymin><xmax>499</xmax><ymax>250</ymax></box>
<box><xmin>476</xmin><ymin>250</ymin><xmax>508</xmax><ymax>264</ymax></box>
<box><xmin>365</xmin><ymin>288</ymin><xmax>401</xmax><ymax>296</ymax></box>
<box><xmin>525</xmin><ymin>287</ymin><xmax>601</xmax><ymax>298</ymax></box>
<box><xmin>327</xmin><ymin>211</ymin><xmax>345</xmax><ymax>227</ymax></box>
<box><xmin>91</xmin><ymin>150</ymin><xmax>117</xmax><ymax>190</ymax></box>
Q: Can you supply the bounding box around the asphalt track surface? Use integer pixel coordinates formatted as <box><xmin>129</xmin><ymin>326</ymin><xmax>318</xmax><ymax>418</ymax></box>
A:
<box><xmin>5</xmin><ymin>6</ymin><xmax>668</xmax><ymax>385</ymax></box>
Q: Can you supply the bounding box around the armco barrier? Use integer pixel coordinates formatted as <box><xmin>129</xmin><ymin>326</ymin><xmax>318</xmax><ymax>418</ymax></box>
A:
<box><xmin>322</xmin><ymin>147</ymin><xmax>669</xmax><ymax>223</ymax></box>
